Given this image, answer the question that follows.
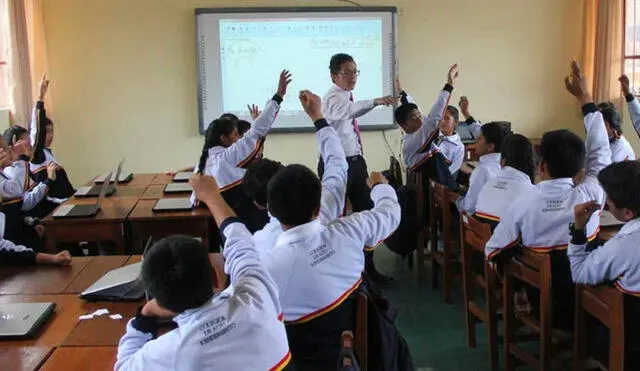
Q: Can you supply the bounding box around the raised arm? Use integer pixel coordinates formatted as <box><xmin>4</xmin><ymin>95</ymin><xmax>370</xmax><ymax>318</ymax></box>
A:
<box><xmin>620</xmin><ymin>75</ymin><xmax>640</xmax><ymax>139</ymax></box>
<box><xmin>30</xmin><ymin>75</ymin><xmax>49</xmax><ymax>165</ymax></box>
<box><xmin>300</xmin><ymin>90</ymin><xmax>348</xmax><ymax>223</ymax></box>
<box><xmin>333</xmin><ymin>172</ymin><xmax>401</xmax><ymax>249</ymax></box>
<box><xmin>459</xmin><ymin>96</ymin><xmax>482</xmax><ymax>138</ymax></box>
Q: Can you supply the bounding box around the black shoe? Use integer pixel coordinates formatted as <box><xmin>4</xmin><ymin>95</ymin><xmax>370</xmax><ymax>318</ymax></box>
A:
<box><xmin>367</xmin><ymin>268</ymin><xmax>393</xmax><ymax>285</ymax></box>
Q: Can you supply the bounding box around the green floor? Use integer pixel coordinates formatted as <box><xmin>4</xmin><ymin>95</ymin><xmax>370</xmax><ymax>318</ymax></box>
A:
<box><xmin>375</xmin><ymin>248</ymin><xmax>493</xmax><ymax>371</ymax></box>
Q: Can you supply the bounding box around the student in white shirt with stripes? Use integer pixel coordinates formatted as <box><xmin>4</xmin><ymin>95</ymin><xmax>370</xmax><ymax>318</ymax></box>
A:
<box><xmin>116</xmin><ymin>174</ymin><xmax>292</xmax><ymax>371</ymax></box>
<box><xmin>321</xmin><ymin>53</ymin><xmax>396</xmax><ymax>284</ymax></box>
<box><xmin>262</xmin><ymin>89</ymin><xmax>401</xmax><ymax>370</ymax></box>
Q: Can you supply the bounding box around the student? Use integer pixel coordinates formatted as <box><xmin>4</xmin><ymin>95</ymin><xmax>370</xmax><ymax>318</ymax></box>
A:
<box><xmin>619</xmin><ymin>74</ymin><xmax>640</xmax><ymax>159</ymax></box>
<box><xmin>244</xmin><ymin>100</ymin><xmax>348</xmax><ymax>257</ymax></box>
<box><xmin>261</xmin><ymin>89</ymin><xmax>401</xmax><ymax>370</ymax></box>
<box><xmin>28</xmin><ymin>75</ymin><xmax>75</xmax><ymax>199</ymax></box>
<box><xmin>485</xmin><ymin>61</ymin><xmax>611</xmax><ymax>330</ymax></box>
<box><xmin>395</xmin><ymin>66</ymin><xmax>467</xmax><ymax>176</ymax></box>
<box><xmin>191</xmin><ymin>70</ymin><xmax>292</xmax><ymax>234</ymax></box>
<box><xmin>115</xmin><ymin>174</ymin><xmax>292</xmax><ymax>370</ymax></box>
<box><xmin>596</xmin><ymin>101</ymin><xmax>635</xmax><ymax>162</ymax></box>
<box><xmin>475</xmin><ymin>134</ymin><xmax>536</xmax><ymax>225</ymax></box>
<box><xmin>321</xmin><ymin>53</ymin><xmax>396</xmax><ymax>283</ymax></box>
<box><xmin>458</xmin><ymin>96</ymin><xmax>483</xmax><ymax>139</ymax></box>
<box><xmin>236</xmin><ymin>120</ymin><xmax>252</xmax><ymax>137</ymax></box>
<box><xmin>455</xmin><ymin>122</ymin><xmax>508</xmax><ymax>214</ymax></box>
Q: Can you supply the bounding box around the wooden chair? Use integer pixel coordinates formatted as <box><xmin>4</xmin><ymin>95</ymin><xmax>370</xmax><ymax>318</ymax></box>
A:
<box><xmin>573</xmin><ymin>284</ymin><xmax>626</xmax><ymax>371</ymax></box>
<box><xmin>354</xmin><ymin>292</ymin><xmax>368</xmax><ymax>371</ymax></box>
<box><xmin>502</xmin><ymin>249</ymin><xmax>572</xmax><ymax>370</ymax></box>
<box><xmin>406</xmin><ymin>168</ymin><xmax>429</xmax><ymax>272</ymax></box>
<box><xmin>460</xmin><ymin>213</ymin><xmax>499</xmax><ymax>371</ymax></box>
<box><xmin>429</xmin><ymin>180</ymin><xmax>461</xmax><ymax>303</ymax></box>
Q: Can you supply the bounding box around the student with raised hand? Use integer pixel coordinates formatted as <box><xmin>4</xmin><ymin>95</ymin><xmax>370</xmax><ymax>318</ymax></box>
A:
<box><xmin>455</xmin><ymin>122</ymin><xmax>509</xmax><ymax>214</ymax></box>
<box><xmin>115</xmin><ymin>173</ymin><xmax>292</xmax><ymax>371</ymax></box>
<box><xmin>568</xmin><ymin>162</ymin><xmax>640</xmax><ymax>369</ymax></box>
<box><xmin>475</xmin><ymin>134</ymin><xmax>536</xmax><ymax>226</ymax></box>
<box><xmin>244</xmin><ymin>90</ymin><xmax>348</xmax><ymax>257</ymax></box>
<box><xmin>321</xmin><ymin>53</ymin><xmax>396</xmax><ymax>283</ymax></box>
<box><xmin>485</xmin><ymin>61</ymin><xmax>611</xmax><ymax>330</ymax></box>
<box><xmin>28</xmin><ymin>74</ymin><xmax>75</xmax><ymax>199</ymax></box>
<box><xmin>261</xmin><ymin>91</ymin><xmax>400</xmax><ymax>368</ymax></box>
<box><xmin>191</xmin><ymin>70</ymin><xmax>292</xmax><ymax>234</ymax></box>
<box><xmin>458</xmin><ymin>96</ymin><xmax>482</xmax><ymax>139</ymax></box>
<box><xmin>395</xmin><ymin>65</ymin><xmax>466</xmax><ymax>176</ymax></box>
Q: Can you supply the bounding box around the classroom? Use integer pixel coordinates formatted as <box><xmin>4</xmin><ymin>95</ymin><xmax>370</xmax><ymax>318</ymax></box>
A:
<box><xmin>0</xmin><ymin>0</ymin><xmax>638</xmax><ymax>370</ymax></box>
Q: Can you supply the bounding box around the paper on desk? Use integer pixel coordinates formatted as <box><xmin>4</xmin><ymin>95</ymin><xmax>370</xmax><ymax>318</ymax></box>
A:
<box><xmin>110</xmin><ymin>314</ymin><xmax>123</xmax><ymax>320</ymax></box>
<box><xmin>79</xmin><ymin>314</ymin><xmax>94</xmax><ymax>320</ymax></box>
<box><xmin>92</xmin><ymin>308</ymin><xmax>109</xmax><ymax>317</ymax></box>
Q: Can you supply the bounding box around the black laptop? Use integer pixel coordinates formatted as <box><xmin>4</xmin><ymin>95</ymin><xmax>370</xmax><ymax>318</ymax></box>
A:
<box><xmin>75</xmin><ymin>160</ymin><xmax>125</xmax><ymax>198</ymax></box>
<box><xmin>53</xmin><ymin>172</ymin><xmax>111</xmax><ymax>218</ymax></box>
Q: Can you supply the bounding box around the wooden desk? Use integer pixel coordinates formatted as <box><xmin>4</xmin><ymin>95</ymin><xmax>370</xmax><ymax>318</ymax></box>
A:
<box><xmin>127</xmin><ymin>200</ymin><xmax>212</xmax><ymax>254</ymax></box>
<box><xmin>0</xmin><ymin>346</ymin><xmax>53</xmax><ymax>371</ymax></box>
<box><xmin>0</xmin><ymin>258</ymin><xmax>92</xmax><ymax>295</ymax></box>
<box><xmin>39</xmin><ymin>346</ymin><xmax>116</xmax><ymax>371</ymax></box>
<box><xmin>42</xmin><ymin>198</ymin><xmax>138</xmax><ymax>254</ymax></box>
<box><xmin>63</xmin><ymin>302</ymin><xmax>138</xmax><ymax>347</ymax></box>
<box><xmin>151</xmin><ymin>173</ymin><xmax>174</xmax><ymax>185</ymax></box>
<box><xmin>0</xmin><ymin>295</ymin><xmax>88</xmax><ymax>347</ymax></box>
<box><xmin>140</xmin><ymin>185</ymin><xmax>189</xmax><ymax>200</ymax></box>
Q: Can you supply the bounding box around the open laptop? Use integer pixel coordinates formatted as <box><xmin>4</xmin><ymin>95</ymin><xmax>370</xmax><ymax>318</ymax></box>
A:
<box><xmin>0</xmin><ymin>302</ymin><xmax>56</xmax><ymax>339</ymax></box>
<box><xmin>173</xmin><ymin>172</ymin><xmax>193</xmax><ymax>182</ymax></box>
<box><xmin>75</xmin><ymin>160</ymin><xmax>125</xmax><ymax>197</ymax></box>
<box><xmin>164</xmin><ymin>183</ymin><xmax>193</xmax><ymax>194</ymax></box>
<box><xmin>94</xmin><ymin>159</ymin><xmax>133</xmax><ymax>184</ymax></box>
<box><xmin>53</xmin><ymin>172</ymin><xmax>111</xmax><ymax>219</ymax></box>
<box><xmin>152</xmin><ymin>197</ymin><xmax>193</xmax><ymax>212</ymax></box>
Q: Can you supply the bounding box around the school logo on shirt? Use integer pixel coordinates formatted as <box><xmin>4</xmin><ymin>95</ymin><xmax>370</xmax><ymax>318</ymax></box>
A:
<box><xmin>199</xmin><ymin>315</ymin><xmax>237</xmax><ymax>346</ymax></box>
<box><xmin>493</xmin><ymin>180</ymin><xmax>508</xmax><ymax>190</ymax></box>
<box><xmin>309</xmin><ymin>244</ymin><xmax>336</xmax><ymax>267</ymax></box>
<box><xmin>542</xmin><ymin>199</ymin><xmax>565</xmax><ymax>213</ymax></box>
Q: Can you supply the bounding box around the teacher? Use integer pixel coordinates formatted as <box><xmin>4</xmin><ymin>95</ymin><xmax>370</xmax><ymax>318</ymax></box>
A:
<box><xmin>320</xmin><ymin>53</ymin><xmax>395</xmax><ymax>284</ymax></box>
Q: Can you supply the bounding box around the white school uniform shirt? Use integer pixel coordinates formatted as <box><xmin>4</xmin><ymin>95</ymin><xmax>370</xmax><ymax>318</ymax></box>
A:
<box><xmin>485</xmin><ymin>106</ymin><xmax>611</xmax><ymax>259</ymax></box>
<box><xmin>262</xmin><ymin>184</ymin><xmax>401</xmax><ymax>323</ymax></box>
<box><xmin>568</xmin><ymin>217</ymin><xmax>640</xmax><ymax>297</ymax></box>
<box><xmin>475</xmin><ymin>166</ymin><xmax>535</xmax><ymax>222</ymax></box>
<box><xmin>609</xmin><ymin>136</ymin><xmax>635</xmax><ymax>163</ymax></box>
<box><xmin>115</xmin><ymin>221</ymin><xmax>291</xmax><ymax>371</ymax></box>
<box><xmin>399</xmin><ymin>87</ymin><xmax>467</xmax><ymax>175</ymax></box>
<box><xmin>253</xmin><ymin>125</ymin><xmax>347</xmax><ymax>258</ymax></box>
<box><xmin>455</xmin><ymin>152</ymin><xmax>502</xmax><ymax>214</ymax></box>
<box><xmin>1</xmin><ymin>160</ymin><xmax>48</xmax><ymax>211</ymax></box>
<box><xmin>322</xmin><ymin>84</ymin><xmax>375</xmax><ymax>157</ymax></box>
<box><xmin>190</xmin><ymin>97</ymin><xmax>280</xmax><ymax>205</ymax></box>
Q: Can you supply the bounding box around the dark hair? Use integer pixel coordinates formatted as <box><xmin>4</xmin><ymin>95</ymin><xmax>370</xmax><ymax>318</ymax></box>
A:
<box><xmin>481</xmin><ymin>122</ymin><xmax>509</xmax><ymax>153</ymax></box>
<box><xmin>219</xmin><ymin>113</ymin><xmax>239</xmax><ymax>123</ymax></box>
<box><xmin>267</xmin><ymin>164</ymin><xmax>321</xmax><ymax>226</ymax></box>
<box><xmin>2</xmin><ymin>125</ymin><xmax>29</xmax><ymax>147</ymax></box>
<box><xmin>445</xmin><ymin>106</ymin><xmax>459</xmax><ymax>123</ymax></box>
<box><xmin>197</xmin><ymin>118</ymin><xmax>237</xmax><ymax>174</ymax></box>
<box><xmin>394</xmin><ymin>103</ymin><xmax>418</xmax><ymax>126</ymax></box>
<box><xmin>141</xmin><ymin>235</ymin><xmax>213</xmax><ymax>313</ymax></box>
<box><xmin>502</xmin><ymin>134</ymin><xmax>535</xmax><ymax>183</ymax></box>
<box><xmin>539</xmin><ymin>129</ymin><xmax>585</xmax><ymax>178</ymax></box>
<box><xmin>597</xmin><ymin>102</ymin><xmax>622</xmax><ymax>133</ymax></box>
<box><xmin>43</xmin><ymin>117</ymin><xmax>54</xmax><ymax>127</ymax></box>
<box><xmin>599</xmin><ymin>161</ymin><xmax>640</xmax><ymax>215</ymax></box>
<box><xmin>243</xmin><ymin>158</ymin><xmax>284</xmax><ymax>207</ymax></box>
<box><xmin>329</xmin><ymin>53</ymin><xmax>355</xmax><ymax>75</ymax></box>
<box><xmin>237</xmin><ymin>120</ymin><xmax>252</xmax><ymax>136</ymax></box>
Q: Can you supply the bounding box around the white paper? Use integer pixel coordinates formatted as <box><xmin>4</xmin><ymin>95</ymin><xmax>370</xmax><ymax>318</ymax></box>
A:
<box><xmin>78</xmin><ymin>314</ymin><xmax>94</xmax><ymax>320</ymax></box>
<box><xmin>92</xmin><ymin>308</ymin><xmax>110</xmax><ymax>317</ymax></box>
<box><xmin>109</xmin><ymin>314</ymin><xmax>123</xmax><ymax>320</ymax></box>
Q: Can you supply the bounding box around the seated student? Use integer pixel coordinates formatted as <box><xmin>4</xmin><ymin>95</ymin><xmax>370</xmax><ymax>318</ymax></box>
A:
<box><xmin>485</xmin><ymin>61</ymin><xmax>611</xmax><ymax>330</ymax></box>
<box><xmin>236</xmin><ymin>120</ymin><xmax>252</xmax><ymax>137</ymax></box>
<box><xmin>475</xmin><ymin>134</ymin><xmax>536</xmax><ymax>226</ymax></box>
<box><xmin>596</xmin><ymin>101</ymin><xmax>635</xmax><ymax>162</ymax></box>
<box><xmin>455</xmin><ymin>122</ymin><xmax>509</xmax><ymax>214</ymax></box>
<box><xmin>244</xmin><ymin>105</ymin><xmax>347</xmax><ymax>257</ymax></box>
<box><xmin>0</xmin><ymin>211</ymin><xmax>71</xmax><ymax>266</ymax></box>
<box><xmin>260</xmin><ymin>89</ymin><xmax>401</xmax><ymax>370</ymax></box>
<box><xmin>28</xmin><ymin>75</ymin><xmax>75</xmax><ymax>200</ymax></box>
<box><xmin>190</xmin><ymin>70</ymin><xmax>292</xmax><ymax>234</ymax></box>
<box><xmin>568</xmin><ymin>162</ymin><xmax>640</xmax><ymax>369</ymax></box>
<box><xmin>395</xmin><ymin>65</ymin><xmax>467</xmax><ymax>176</ymax></box>
<box><xmin>458</xmin><ymin>96</ymin><xmax>483</xmax><ymax>139</ymax></box>
<box><xmin>115</xmin><ymin>174</ymin><xmax>292</xmax><ymax>371</ymax></box>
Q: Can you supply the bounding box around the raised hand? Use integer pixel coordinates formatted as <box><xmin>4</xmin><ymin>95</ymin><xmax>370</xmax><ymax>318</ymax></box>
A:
<box><xmin>366</xmin><ymin>171</ymin><xmax>389</xmax><ymax>189</ymax></box>
<box><xmin>277</xmin><ymin>70</ymin><xmax>293</xmax><ymax>97</ymax></box>
<box><xmin>459</xmin><ymin>96</ymin><xmax>470</xmax><ymax>118</ymax></box>
<box><xmin>564</xmin><ymin>61</ymin><xmax>591</xmax><ymax>104</ymax></box>
<box><xmin>619</xmin><ymin>74</ymin><xmax>632</xmax><ymax>96</ymax></box>
<box><xmin>190</xmin><ymin>173</ymin><xmax>220</xmax><ymax>204</ymax></box>
<box><xmin>247</xmin><ymin>104</ymin><xmax>261</xmax><ymax>120</ymax></box>
<box><xmin>299</xmin><ymin>90</ymin><xmax>323</xmax><ymax>121</ymax></box>
<box><xmin>447</xmin><ymin>64</ymin><xmax>459</xmax><ymax>86</ymax></box>
<box><xmin>12</xmin><ymin>140</ymin><xmax>30</xmax><ymax>158</ymax></box>
<box><xmin>46</xmin><ymin>162</ymin><xmax>58</xmax><ymax>181</ymax></box>
<box><xmin>573</xmin><ymin>200</ymin><xmax>601</xmax><ymax>230</ymax></box>
<box><xmin>38</xmin><ymin>73</ymin><xmax>50</xmax><ymax>101</ymax></box>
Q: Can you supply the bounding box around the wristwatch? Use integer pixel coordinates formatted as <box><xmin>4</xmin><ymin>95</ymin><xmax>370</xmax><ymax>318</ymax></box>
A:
<box><xmin>569</xmin><ymin>222</ymin><xmax>588</xmax><ymax>244</ymax></box>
